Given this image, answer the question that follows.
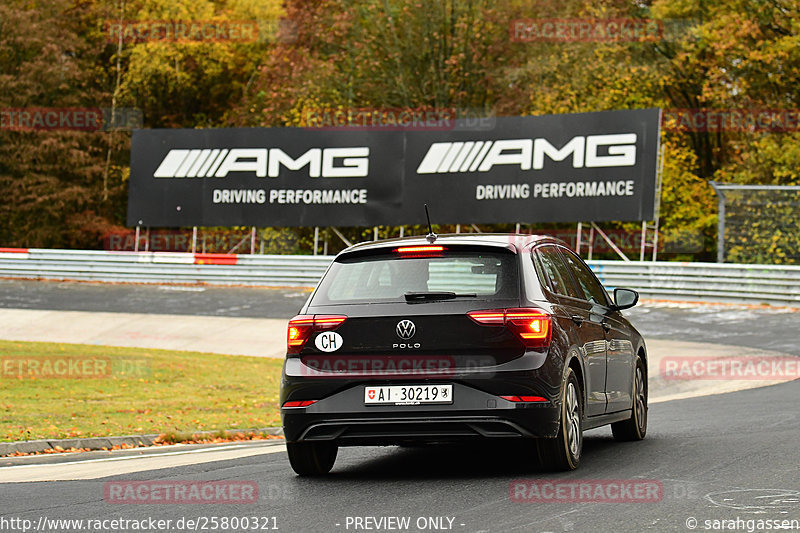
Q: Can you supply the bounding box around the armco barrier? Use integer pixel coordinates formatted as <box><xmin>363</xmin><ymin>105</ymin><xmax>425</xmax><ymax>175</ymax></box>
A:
<box><xmin>0</xmin><ymin>248</ymin><xmax>333</xmax><ymax>287</ymax></box>
<box><xmin>0</xmin><ymin>249</ymin><xmax>798</xmax><ymax>306</ymax></box>
<box><xmin>591</xmin><ymin>260</ymin><xmax>800</xmax><ymax>306</ymax></box>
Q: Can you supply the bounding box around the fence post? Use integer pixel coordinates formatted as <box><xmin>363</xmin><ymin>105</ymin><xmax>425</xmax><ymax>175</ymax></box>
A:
<box><xmin>710</xmin><ymin>181</ymin><xmax>725</xmax><ymax>263</ymax></box>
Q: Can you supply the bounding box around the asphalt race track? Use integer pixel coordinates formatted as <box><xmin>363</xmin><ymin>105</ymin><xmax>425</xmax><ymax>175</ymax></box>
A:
<box><xmin>625</xmin><ymin>302</ymin><xmax>800</xmax><ymax>357</ymax></box>
<box><xmin>1</xmin><ymin>278</ymin><xmax>797</xmax><ymax>354</ymax></box>
<box><xmin>0</xmin><ymin>279</ymin><xmax>311</xmax><ymax>319</ymax></box>
<box><xmin>1</xmin><ymin>279</ymin><xmax>799</xmax><ymax>532</ymax></box>
<box><xmin>2</xmin><ymin>381</ymin><xmax>799</xmax><ymax>532</ymax></box>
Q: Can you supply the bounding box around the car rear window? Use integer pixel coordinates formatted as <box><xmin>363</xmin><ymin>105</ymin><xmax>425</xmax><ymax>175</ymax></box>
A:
<box><xmin>311</xmin><ymin>249</ymin><xmax>519</xmax><ymax>305</ymax></box>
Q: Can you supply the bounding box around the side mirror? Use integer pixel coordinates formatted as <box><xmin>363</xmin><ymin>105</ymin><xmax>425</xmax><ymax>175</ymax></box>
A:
<box><xmin>613</xmin><ymin>288</ymin><xmax>639</xmax><ymax>310</ymax></box>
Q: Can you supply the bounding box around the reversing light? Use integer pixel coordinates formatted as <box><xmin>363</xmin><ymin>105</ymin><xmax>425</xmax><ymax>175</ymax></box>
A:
<box><xmin>500</xmin><ymin>396</ymin><xmax>548</xmax><ymax>403</ymax></box>
<box><xmin>464</xmin><ymin>310</ymin><xmax>505</xmax><ymax>325</ymax></box>
<box><xmin>286</xmin><ymin>315</ymin><xmax>347</xmax><ymax>354</ymax></box>
<box><xmin>468</xmin><ymin>308</ymin><xmax>552</xmax><ymax>348</ymax></box>
<box><xmin>283</xmin><ymin>400</ymin><xmax>318</xmax><ymax>407</ymax></box>
<box><xmin>313</xmin><ymin>315</ymin><xmax>348</xmax><ymax>328</ymax></box>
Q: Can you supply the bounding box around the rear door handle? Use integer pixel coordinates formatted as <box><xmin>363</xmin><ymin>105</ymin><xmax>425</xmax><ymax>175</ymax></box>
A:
<box><xmin>571</xmin><ymin>315</ymin><xmax>584</xmax><ymax>325</ymax></box>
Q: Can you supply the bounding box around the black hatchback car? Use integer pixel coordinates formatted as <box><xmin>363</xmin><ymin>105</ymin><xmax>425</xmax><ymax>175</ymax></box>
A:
<box><xmin>280</xmin><ymin>234</ymin><xmax>647</xmax><ymax>475</ymax></box>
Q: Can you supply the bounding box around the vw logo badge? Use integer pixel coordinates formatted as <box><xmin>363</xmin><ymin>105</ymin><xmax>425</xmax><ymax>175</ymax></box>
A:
<box><xmin>396</xmin><ymin>320</ymin><xmax>416</xmax><ymax>340</ymax></box>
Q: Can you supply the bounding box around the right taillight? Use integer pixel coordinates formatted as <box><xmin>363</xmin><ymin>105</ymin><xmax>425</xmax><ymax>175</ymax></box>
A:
<box><xmin>505</xmin><ymin>308</ymin><xmax>551</xmax><ymax>346</ymax></box>
<box><xmin>468</xmin><ymin>308</ymin><xmax>552</xmax><ymax>348</ymax></box>
<box><xmin>287</xmin><ymin>314</ymin><xmax>347</xmax><ymax>354</ymax></box>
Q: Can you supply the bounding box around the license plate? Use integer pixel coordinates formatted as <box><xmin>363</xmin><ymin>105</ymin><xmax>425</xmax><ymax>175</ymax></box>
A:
<box><xmin>364</xmin><ymin>385</ymin><xmax>453</xmax><ymax>405</ymax></box>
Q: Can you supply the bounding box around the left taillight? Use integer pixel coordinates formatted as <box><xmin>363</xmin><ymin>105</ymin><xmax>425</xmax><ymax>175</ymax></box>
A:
<box><xmin>282</xmin><ymin>400</ymin><xmax>318</xmax><ymax>408</ymax></box>
<box><xmin>468</xmin><ymin>308</ymin><xmax>551</xmax><ymax>348</ymax></box>
<box><xmin>286</xmin><ymin>314</ymin><xmax>347</xmax><ymax>354</ymax></box>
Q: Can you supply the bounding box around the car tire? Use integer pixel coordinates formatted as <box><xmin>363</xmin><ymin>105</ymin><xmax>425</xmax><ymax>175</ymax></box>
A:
<box><xmin>286</xmin><ymin>441</ymin><xmax>338</xmax><ymax>476</ymax></box>
<box><xmin>538</xmin><ymin>367</ymin><xmax>582</xmax><ymax>471</ymax></box>
<box><xmin>611</xmin><ymin>356</ymin><xmax>648</xmax><ymax>441</ymax></box>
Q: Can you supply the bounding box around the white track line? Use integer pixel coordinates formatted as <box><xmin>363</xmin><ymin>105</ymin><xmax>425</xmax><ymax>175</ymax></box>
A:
<box><xmin>0</xmin><ymin>443</ymin><xmax>287</xmax><ymax>483</ymax></box>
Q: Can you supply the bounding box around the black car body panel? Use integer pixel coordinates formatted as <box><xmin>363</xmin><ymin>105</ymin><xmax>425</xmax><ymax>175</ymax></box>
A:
<box><xmin>280</xmin><ymin>233</ymin><xmax>646</xmax><ymax>460</ymax></box>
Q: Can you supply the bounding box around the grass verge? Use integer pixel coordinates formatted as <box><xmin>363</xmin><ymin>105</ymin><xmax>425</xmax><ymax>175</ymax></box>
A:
<box><xmin>0</xmin><ymin>340</ymin><xmax>283</xmax><ymax>442</ymax></box>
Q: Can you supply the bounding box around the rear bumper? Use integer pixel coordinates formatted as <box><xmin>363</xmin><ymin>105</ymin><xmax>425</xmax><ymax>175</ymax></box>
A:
<box><xmin>281</xmin><ymin>382</ymin><xmax>561</xmax><ymax>444</ymax></box>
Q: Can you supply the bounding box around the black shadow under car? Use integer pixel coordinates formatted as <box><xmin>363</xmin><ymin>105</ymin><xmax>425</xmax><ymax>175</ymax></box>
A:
<box><xmin>280</xmin><ymin>234</ymin><xmax>647</xmax><ymax>475</ymax></box>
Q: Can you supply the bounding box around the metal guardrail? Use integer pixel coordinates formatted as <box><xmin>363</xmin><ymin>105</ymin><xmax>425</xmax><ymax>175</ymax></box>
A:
<box><xmin>0</xmin><ymin>249</ymin><xmax>333</xmax><ymax>287</ymax></box>
<box><xmin>591</xmin><ymin>260</ymin><xmax>800</xmax><ymax>306</ymax></box>
<box><xmin>0</xmin><ymin>249</ymin><xmax>798</xmax><ymax>306</ymax></box>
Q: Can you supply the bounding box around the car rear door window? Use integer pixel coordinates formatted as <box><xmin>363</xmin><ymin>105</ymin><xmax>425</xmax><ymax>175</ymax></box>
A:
<box><xmin>559</xmin><ymin>249</ymin><xmax>609</xmax><ymax>306</ymax></box>
<box><xmin>535</xmin><ymin>246</ymin><xmax>582</xmax><ymax>299</ymax></box>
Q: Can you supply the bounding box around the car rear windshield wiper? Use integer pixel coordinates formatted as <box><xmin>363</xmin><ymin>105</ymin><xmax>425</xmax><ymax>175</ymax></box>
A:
<box><xmin>404</xmin><ymin>291</ymin><xmax>477</xmax><ymax>302</ymax></box>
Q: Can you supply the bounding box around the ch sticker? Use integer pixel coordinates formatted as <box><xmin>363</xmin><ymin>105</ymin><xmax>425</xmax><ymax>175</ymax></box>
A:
<box><xmin>315</xmin><ymin>331</ymin><xmax>343</xmax><ymax>352</ymax></box>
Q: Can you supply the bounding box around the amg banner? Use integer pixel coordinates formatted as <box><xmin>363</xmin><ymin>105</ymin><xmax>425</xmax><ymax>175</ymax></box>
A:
<box><xmin>127</xmin><ymin>108</ymin><xmax>660</xmax><ymax>227</ymax></box>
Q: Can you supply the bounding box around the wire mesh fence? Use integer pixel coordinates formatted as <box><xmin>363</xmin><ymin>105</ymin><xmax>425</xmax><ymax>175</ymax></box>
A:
<box><xmin>711</xmin><ymin>183</ymin><xmax>800</xmax><ymax>265</ymax></box>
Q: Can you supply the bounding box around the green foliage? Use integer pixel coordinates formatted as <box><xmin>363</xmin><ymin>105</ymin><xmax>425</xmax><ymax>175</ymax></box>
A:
<box><xmin>724</xmin><ymin>189</ymin><xmax>800</xmax><ymax>264</ymax></box>
<box><xmin>658</xmin><ymin>138</ymin><xmax>717</xmax><ymax>259</ymax></box>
